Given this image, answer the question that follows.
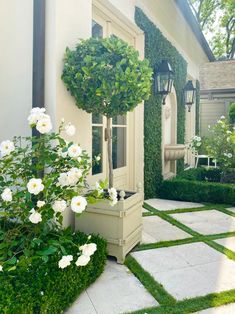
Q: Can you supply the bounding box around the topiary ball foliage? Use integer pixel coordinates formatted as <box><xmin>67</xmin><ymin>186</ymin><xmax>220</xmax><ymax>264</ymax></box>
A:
<box><xmin>62</xmin><ymin>37</ymin><xmax>153</xmax><ymax>118</ymax></box>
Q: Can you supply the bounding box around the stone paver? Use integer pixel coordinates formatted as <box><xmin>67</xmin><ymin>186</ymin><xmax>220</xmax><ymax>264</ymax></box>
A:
<box><xmin>171</xmin><ymin>210</ymin><xmax>235</xmax><ymax>235</ymax></box>
<box><xmin>142</xmin><ymin>216</ymin><xmax>191</xmax><ymax>244</ymax></box>
<box><xmin>215</xmin><ymin>237</ymin><xmax>235</xmax><ymax>252</ymax></box>
<box><xmin>131</xmin><ymin>242</ymin><xmax>235</xmax><ymax>300</ymax></box>
<box><xmin>226</xmin><ymin>207</ymin><xmax>235</xmax><ymax>213</ymax></box>
<box><xmin>66</xmin><ymin>260</ymin><xmax>158</xmax><ymax>314</ymax></box>
<box><xmin>145</xmin><ymin>198</ymin><xmax>204</xmax><ymax>211</ymax></box>
<box><xmin>196</xmin><ymin>302</ymin><xmax>235</xmax><ymax>313</ymax></box>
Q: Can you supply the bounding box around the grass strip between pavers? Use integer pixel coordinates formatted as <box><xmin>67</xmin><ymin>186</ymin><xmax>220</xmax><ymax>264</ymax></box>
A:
<box><xmin>205</xmin><ymin>240</ymin><xmax>235</xmax><ymax>261</ymax></box>
<box><xmin>136</xmin><ymin>231</ymin><xmax>235</xmax><ymax>252</ymax></box>
<box><xmin>125</xmin><ymin>255</ymin><xmax>176</xmax><ymax>305</ymax></box>
<box><xmin>128</xmin><ymin>289</ymin><xmax>235</xmax><ymax>314</ymax></box>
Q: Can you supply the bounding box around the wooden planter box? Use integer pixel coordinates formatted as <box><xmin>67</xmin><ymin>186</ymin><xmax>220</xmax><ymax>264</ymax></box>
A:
<box><xmin>75</xmin><ymin>192</ymin><xmax>143</xmax><ymax>264</ymax></box>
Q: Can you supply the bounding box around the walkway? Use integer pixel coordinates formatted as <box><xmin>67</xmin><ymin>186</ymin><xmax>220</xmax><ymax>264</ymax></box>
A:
<box><xmin>66</xmin><ymin>199</ymin><xmax>235</xmax><ymax>314</ymax></box>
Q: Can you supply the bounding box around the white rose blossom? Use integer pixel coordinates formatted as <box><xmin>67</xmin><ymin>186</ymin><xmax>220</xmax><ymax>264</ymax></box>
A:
<box><xmin>95</xmin><ymin>182</ymin><xmax>103</xmax><ymax>195</ymax></box>
<box><xmin>95</xmin><ymin>155</ymin><xmax>101</xmax><ymax>162</ymax></box>
<box><xmin>79</xmin><ymin>243</ymin><xmax>97</xmax><ymax>257</ymax></box>
<box><xmin>68</xmin><ymin>144</ymin><xmax>82</xmax><ymax>158</ymax></box>
<box><xmin>1</xmin><ymin>188</ymin><xmax>12</xmax><ymax>202</ymax></box>
<box><xmin>37</xmin><ymin>200</ymin><xmax>45</xmax><ymax>208</ymax></box>
<box><xmin>52</xmin><ymin>200</ymin><xmax>67</xmax><ymax>213</ymax></box>
<box><xmin>0</xmin><ymin>265</ymin><xmax>3</xmax><ymax>272</ymax></box>
<box><xmin>27</xmin><ymin>107</ymin><xmax>46</xmax><ymax>126</ymax></box>
<box><xmin>58</xmin><ymin>255</ymin><xmax>73</xmax><ymax>269</ymax></box>
<box><xmin>67</xmin><ymin>167</ymin><xmax>82</xmax><ymax>185</ymax></box>
<box><xmin>71</xmin><ymin>196</ymin><xmax>87</xmax><ymax>213</ymax></box>
<box><xmin>75</xmin><ymin>255</ymin><xmax>90</xmax><ymax>267</ymax></box>
<box><xmin>36</xmin><ymin>116</ymin><xmax>52</xmax><ymax>134</ymax></box>
<box><xmin>27</xmin><ymin>178</ymin><xmax>44</xmax><ymax>195</ymax></box>
<box><xmin>58</xmin><ymin>173</ymin><xmax>68</xmax><ymax>187</ymax></box>
<box><xmin>65</xmin><ymin>123</ymin><xmax>76</xmax><ymax>136</ymax></box>
<box><xmin>0</xmin><ymin>140</ymin><xmax>15</xmax><ymax>157</ymax></box>
<box><xmin>108</xmin><ymin>187</ymin><xmax>118</xmax><ymax>206</ymax></box>
<box><xmin>29</xmin><ymin>209</ymin><xmax>42</xmax><ymax>224</ymax></box>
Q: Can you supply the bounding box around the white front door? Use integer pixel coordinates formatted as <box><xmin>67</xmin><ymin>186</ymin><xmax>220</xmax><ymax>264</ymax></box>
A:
<box><xmin>90</xmin><ymin>14</ymin><xmax>135</xmax><ymax>190</ymax></box>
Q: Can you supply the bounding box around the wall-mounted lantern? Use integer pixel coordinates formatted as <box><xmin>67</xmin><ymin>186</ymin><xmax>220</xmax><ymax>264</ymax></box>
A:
<box><xmin>184</xmin><ymin>80</ymin><xmax>196</xmax><ymax>112</ymax></box>
<box><xmin>154</xmin><ymin>60</ymin><xmax>174</xmax><ymax>105</ymax></box>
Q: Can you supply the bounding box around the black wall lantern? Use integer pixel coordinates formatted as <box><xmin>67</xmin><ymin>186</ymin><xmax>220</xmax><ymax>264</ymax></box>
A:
<box><xmin>184</xmin><ymin>80</ymin><xmax>196</xmax><ymax>112</ymax></box>
<box><xmin>154</xmin><ymin>60</ymin><xmax>174</xmax><ymax>105</ymax></box>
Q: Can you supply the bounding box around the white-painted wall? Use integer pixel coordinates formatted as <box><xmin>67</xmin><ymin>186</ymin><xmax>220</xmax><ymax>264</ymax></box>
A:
<box><xmin>0</xmin><ymin>0</ymin><xmax>33</xmax><ymax>141</ymax></box>
<box><xmin>45</xmin><ymin>0</ymin><xmax>92</xmax><ymax>227</ymax></box>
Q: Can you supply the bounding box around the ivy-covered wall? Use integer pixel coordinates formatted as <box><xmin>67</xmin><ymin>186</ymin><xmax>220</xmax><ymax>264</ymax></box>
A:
<box><xmin>135</xmin><ymin>8</ymin><xmax>187</xmax><ymax>199</ymax></box>
<box><xmin>195</xmin><ymin>80</ymin><xmax>200</xmax><ymax>135</ymax></box>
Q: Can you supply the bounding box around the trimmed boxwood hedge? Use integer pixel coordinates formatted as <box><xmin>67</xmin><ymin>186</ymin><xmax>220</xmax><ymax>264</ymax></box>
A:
<box><xmin>178</xmin><ymin>167</ymin><xmax>221</xmax><ymax>182</ymax></box>
<box><xmin>135</xmin><ymin>8</ymin><xmax>187</xmax><ymax>199</ymax></box>
<box><xmin>0</xmin><ymin>232</ymin><xmax>107</xmax><ymax>314</ymax></box>
<box><xmin>160</xmin><ymin>178</ymin><xmax>235</xmax><ymax>205</ymax></box>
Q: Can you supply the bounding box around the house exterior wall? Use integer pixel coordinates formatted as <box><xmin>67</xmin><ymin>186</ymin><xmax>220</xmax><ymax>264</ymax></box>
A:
<box><xmin>0</xmin><ymin>0</ymin><xmax>210</xmax><ymax>219</ymax></box>
<box><xmin>200</xmin><ymin>60</ymin><xmax>235</xmax><ymax>136</ymax></box>
<box><xmin>0</xmin><ymin>0</ymin><xmax>33</xmax><ymax>142</ymax></box>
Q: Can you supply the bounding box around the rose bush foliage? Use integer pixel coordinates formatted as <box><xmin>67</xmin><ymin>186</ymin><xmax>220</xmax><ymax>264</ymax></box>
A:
<box><xmin>188</xmin><ymin>135</ymin><xmax>202</xmax><ymax>154</ymax></box>
<box><xmin>0</xmin><ymin>108</ymin><xmax>111</xmax><ymax>272</ymax></box>
<box><xmin>206</xmin><ymin>116</ymin><xmax>235</xmax><ymax>170</ymax></box>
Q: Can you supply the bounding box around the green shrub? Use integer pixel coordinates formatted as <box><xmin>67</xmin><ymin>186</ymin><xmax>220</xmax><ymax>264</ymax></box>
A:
<box><xmin>160</xmin><ymin>179</ymin><xmax>235</xmax><ymax>205</ymax></box>
<box><xmin>221</xmin><ymin>168</ymin><xmax>235</xmax><ymax>184</ymax></box>
<box><xmin>178</xmin><ymin>168</ymin><xmax>221</xmax><ymax>182</ymax></box>
<box><xmin>229</xmin><ymin>102</ymin><xmax>235</xmax><ymax>124</ymax></box>
<box><xmin>0</xmin><ymin>231</ymin><xmax>107</xmax><ymax>314</ymax></box>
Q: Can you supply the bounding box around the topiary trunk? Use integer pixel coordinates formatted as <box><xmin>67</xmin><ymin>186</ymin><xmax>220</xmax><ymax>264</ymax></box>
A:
<box><xmin>106</xmin><ymin>117</ymin><xmax>113</xmax><ymax>188</ymax></box>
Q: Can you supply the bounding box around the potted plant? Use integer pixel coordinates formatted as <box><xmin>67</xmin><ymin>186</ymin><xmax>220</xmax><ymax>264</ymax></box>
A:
<box><xmin>62</xmin><ymin>37</ymin><xmax>152</xmax><ymax>263</ymax></box>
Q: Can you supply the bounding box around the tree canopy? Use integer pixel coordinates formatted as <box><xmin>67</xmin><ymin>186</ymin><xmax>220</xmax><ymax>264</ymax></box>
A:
<box><xmin>62</xmin><ymin>37</ymin><xmax>152</xmax><ymax>118</ymax></box>
<box><xmin>189</xmin><ymin>0</ymin><xmax>235</xmax><ymax>59</ymax></box>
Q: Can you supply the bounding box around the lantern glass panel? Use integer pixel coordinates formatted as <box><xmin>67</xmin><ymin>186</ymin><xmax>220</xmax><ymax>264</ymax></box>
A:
<box><xmin>156</xmin><ymin>73</ymin><xmax>171</xmax><ymax>94</ymax></box>
<box><xmin>185</xmin><ymin>89</ymin><xmax>195</xmax><ymax>104</ymax></box>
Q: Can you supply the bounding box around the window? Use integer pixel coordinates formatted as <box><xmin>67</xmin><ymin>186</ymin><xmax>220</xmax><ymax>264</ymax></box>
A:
<box><xmin>92</xmin><ymin>114</ymin><xmax>103</xmax><ymax>175</ymax></box>
<box><xmin>92</xmin><ymin>20</ymin><xmax>103</xmax><ymax>38</ymax></box>
<box><xmin>112</xmin><ymin>116</ymin><xmax>127</xmax><ymax>169</ymax></box>
<box><xmin>92</xmin><ymin>20</ymin><xmax>104</xmax><ymax>175</ymax></box>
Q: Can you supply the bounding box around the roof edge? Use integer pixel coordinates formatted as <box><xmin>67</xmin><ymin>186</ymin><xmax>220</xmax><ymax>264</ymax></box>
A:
<box><xmin>175</xmin><ymin>0</ymin><xmax>215</xmax><ymax>62</ymax></box>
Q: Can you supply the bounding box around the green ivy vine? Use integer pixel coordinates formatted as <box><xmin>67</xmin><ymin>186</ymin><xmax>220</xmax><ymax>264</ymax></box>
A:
<box><xmin>135</xmin><ymin>8</ymin><xmax>187</xmax><ymax>198</ymax></box>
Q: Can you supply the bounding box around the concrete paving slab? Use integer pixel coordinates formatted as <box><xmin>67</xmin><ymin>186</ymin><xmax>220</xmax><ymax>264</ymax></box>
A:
<box><xmin>67</xmin><ymin>260</ymin><xmax>158</xmax><ymax>314</ymax></box>
<box><xmin>142</xmin><ymin>216</ymin><xmax>192</xmax><ymax>244</ymax></box>
<box><xmin>66</xmin><ymin>291</ymin><xmax>96</xmax><ymax>314</ymax></box>
<box><xmin>226</xmin><ymin>207</ymin><xmax>235</xmax><ymax>213</ymax></box>
<box><xmin>145</xmin><ymin>198</ymin><xmax>204</xmax><ymax>211</ymax></box>
<box><xmin>171</xmin><ymin>210</ymin><xmax>235</xmax><ymax>235</ymax></box>
<box><xmin>131</xmin><ymin>243</ymin><xmax>235</xmax><ymax>300</ymax></box>
<box><xmin>215</xmin><ymin>237</ymin><xmax>235</xmax><ymax>252</ymax></box>
<box><xmin>196</xmin><ymin>303</ymin><xmax>235</xmax><ymax>313</ymax></box>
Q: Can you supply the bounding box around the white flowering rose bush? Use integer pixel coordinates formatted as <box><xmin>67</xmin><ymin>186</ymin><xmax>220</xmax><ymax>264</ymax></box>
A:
<box><xmin>187</xmin><ymin>135</ymin><xmax>202</xmax><ymax>154</ymax></box>
<box><xmin>0</xmin><ymin>108</ymin><xmax>109</xmax><ymax>272</ymax></box>
<box><xmin>206</xmin><ymin>116</ymin><xmax>235</xmax><ymax>170</ymax></box>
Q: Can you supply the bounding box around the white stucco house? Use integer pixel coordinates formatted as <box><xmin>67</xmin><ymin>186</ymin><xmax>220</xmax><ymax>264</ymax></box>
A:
<box><xmin>0</xmin><ymin>0</ymin><xmax>214</xmax><ymax>224</ymax></box>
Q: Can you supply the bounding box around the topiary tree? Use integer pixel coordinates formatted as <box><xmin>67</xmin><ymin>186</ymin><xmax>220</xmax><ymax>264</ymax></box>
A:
<box><xmin>62</xmin><ymin>37</ymin><xmax>152</xmax><ymax>188</ymax></box>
